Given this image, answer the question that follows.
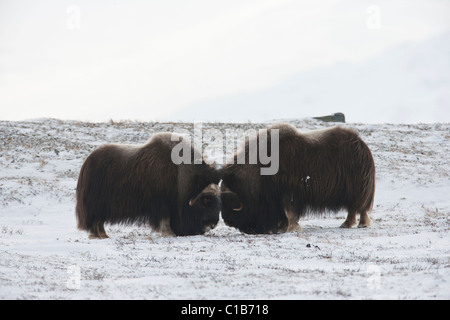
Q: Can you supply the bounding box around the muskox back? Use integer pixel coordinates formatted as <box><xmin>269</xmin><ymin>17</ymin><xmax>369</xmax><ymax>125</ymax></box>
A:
<box><xmin>76</xmin><ymin>133</ymin><xmax>221</xmax><ymax>238</ymax></box>
<box><xmin>221</xmin><ymin>123</ymin><xmax>375</xmax><ymax>234</ymax></box>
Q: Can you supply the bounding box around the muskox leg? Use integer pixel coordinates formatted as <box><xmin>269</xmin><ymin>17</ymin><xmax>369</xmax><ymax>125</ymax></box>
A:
<box><xmin>357</xmin><ymin>211</ymin><xmax>372</xmax><ymax>228</ymax></box>
<box><xmin>89</xmin><ymin>221</ymin><xmax>109</xmax><ymax>239</ymax></box>
<box><xmin>158</xmin><ymin>218</ymin><xmax>175</xmax><ymax>237</ymax></box>
<box><xmin>282</xmin><ymin>195</ymin><xmax>302</xmax><ymax>233</ymax></box>
<box><xmin>340</xmin><ymin>209</ymin><xmax>357</xmax><ymax>228</ymax></box>
<box><xmin>285</xmin><ymin>209</ymin><xmax>302</xmax><ymax>233</ymax></box>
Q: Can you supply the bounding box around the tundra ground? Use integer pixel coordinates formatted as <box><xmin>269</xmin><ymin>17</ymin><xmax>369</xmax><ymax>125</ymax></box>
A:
<box><xmin>0</xmin><ymin>119</ymin><xmax>449</xmax><ymax>299</ymax></box>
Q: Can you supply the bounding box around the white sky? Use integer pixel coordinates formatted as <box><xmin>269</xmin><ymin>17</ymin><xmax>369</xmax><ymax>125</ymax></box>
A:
<box><xmin>1</xmin><ymin>0</ymin><xmax>449</xmax><ymax>122</ymax></box>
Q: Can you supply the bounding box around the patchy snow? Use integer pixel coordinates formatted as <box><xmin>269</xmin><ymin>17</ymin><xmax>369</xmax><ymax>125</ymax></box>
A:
<box><xmin>0</xmin><ymin>118</ymin><xmax>449</xmax><ymax>299</ymax></box>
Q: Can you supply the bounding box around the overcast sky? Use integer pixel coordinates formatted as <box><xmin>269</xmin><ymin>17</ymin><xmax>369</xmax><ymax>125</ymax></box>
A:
<box><xmin>1</xmin><ymin>0</ymin><xmax>449</xmax><ymax>123</ymax></box>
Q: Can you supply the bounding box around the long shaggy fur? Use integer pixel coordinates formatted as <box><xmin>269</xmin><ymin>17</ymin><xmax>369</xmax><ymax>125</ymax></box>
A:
<box><xmin>221</xmin><ymin>123</ymin><xmax>376</xmax><ymax>234</ymax></box>
<box><xmin>76</xmin><ymin>133</ymin><xmax>221</xmax><ymax>238</ymax></box>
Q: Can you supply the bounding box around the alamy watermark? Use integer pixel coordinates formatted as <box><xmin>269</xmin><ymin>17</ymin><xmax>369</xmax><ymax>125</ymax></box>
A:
<box><xmin>170</xmin><ymin>123</ymin><xmax>280</xmax><ymax>175</ymax></box>
<box><xmin>366</xmin><ymin>265</ymin><xmax>381</xmax><ymax>290</ymax></box>
<box><xmin>366</xmin><ymin>5</ymin><xmax>381</xmax><ymax>30</ymax></box>
<box><xmin>67</xmin><ymin>5</ymin><xmax>81</xmax><ymax>30</ymax></box>
<box><xmin>66</xmin><ymin>265</ymin><xmax>81</xmax><ymax>290</ymax></box>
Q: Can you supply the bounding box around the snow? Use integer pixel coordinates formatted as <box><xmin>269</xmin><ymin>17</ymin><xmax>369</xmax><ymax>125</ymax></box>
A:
<box><xmin>0</xmin><ymin>118</ymin><xmax>449</xmax><ymax>299</ymax></box>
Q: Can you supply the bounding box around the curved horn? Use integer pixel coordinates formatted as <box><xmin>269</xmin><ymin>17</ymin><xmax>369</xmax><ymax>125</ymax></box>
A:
<box><xmin>188</xmin><ymin>197</ymin><xmax>198</xmax><ymax>207</ymax></box>
<box><xmin>220</xmin><ymin>185</ymin><xmax>244</xmax><ymax>211</ymax></box>
<box><xmin>233</xmin><ymin>202</ymin><xmax>243</xmax><ymax>211</ymax></box>
<box><xmin>189</xmin><ymin>183</ymin><xmax>220</xmax><ymax>206</ymax></box>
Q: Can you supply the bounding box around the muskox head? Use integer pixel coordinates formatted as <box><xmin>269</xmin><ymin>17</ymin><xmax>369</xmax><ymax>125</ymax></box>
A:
<box><xmin>169</xmin><ymin>157</ymin><xmax>222</xmax><ymax>236</ymax></box>
<box><xmin>219</xmin><ymin>126</ymin><xmax>288</xmax><ymax>234</ymax></box>
<box><xmin>186</xmin><ymin>183</ymin><xmax>221</xmax><ymax>234</ymax></box>
<box><xmin>220</xmin><ymin>177</ymin><xmax>288</xmax><ymax>235</ymax></box>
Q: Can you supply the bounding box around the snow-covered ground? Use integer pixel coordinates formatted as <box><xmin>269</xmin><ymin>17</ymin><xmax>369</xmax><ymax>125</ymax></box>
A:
<box><xmin>0</xmin><ymin>118</ymin><xmax>449</xmax><ymax>299</ymax></box>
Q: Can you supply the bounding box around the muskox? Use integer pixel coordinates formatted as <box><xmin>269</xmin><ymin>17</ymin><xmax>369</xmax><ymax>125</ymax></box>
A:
<box><xmin>221</xmin><ymin>123</ymin><xmax>375</xmax><ymax>234</ymax></box>
<box><xmin>76</xmin><ymin>133</ymin><xmax>221</xmax><ymax>239</ymax></box>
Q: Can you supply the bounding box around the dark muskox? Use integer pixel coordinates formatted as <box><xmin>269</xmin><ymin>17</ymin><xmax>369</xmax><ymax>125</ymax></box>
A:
<box><xmin>221</xmin><ymin>123</ymin><xmax>375</xmax><ymax>234</ymax></box>
<box><xmin>76</xmin><ymin>133</ymin><xmax>221</xmax><ymax>239</ymax></box>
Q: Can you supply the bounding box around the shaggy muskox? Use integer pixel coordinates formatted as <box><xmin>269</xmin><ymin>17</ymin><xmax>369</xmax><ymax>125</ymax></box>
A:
<box><xmin>76</xmin><ymin>133</ymin><xmax>221</xmax><ymax>239</ymax></box>
<box><xmin>221</xmin><ymin>123</ymin><xmax>375</xmax><ymax>234</ymax></box>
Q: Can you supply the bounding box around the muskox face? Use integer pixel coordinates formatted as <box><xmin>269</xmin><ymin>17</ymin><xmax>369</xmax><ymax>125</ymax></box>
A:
<box><xmin>220</xmin><ymin>182</ymin><xmax>287</xmax><ymax>234</ymax></box>
<box><xmin>173</xmin><ymin>183</ymin><xmax>221</xmax><ymax>236</ymax></box>
<box><xmin>189</xmin><ymin>183</ymin><xmax>221</xmax><ymax>233</ymax></box>
<box><xmin>220</xmin><ymin>184</ymin><xmax>247</xmax><ymax>231</ymax></box>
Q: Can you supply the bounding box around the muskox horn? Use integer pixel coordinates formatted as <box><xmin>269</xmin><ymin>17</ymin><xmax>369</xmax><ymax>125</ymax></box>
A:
<box><xmin>220</xmin><ymin>185</ymin><xmax>244</xmax><ymax>211</ymax></box>
<box><xmin>232</xmin><ymin>202</ymin><xmax>243</xmax><ymax>211</ymax></box>
<box><xmin>189</xmin><ymin>183</ymin><xmax>220</xmax><ymax>206</ymax></box>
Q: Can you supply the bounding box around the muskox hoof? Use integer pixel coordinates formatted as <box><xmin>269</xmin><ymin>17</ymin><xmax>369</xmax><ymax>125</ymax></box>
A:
<box><xmin>286</xmin><ymin>222</ymin><xmax>303</xmax><ymax>233</ymax></box>
<box><xmin>340</xmin><ymin>220</ymin><xmax>357</xmax><ymax>228</ymax></box>
<box><xmin>357</xmin><ymin>212</ymin><xmax>372</xmax><ymax>228</ymax></box>
<box><xmin>357</xmin><ymin>224</ymin><xmax>369</xmax><ymax>228</ymax></box>
<box><xmin>88</xmin><ymin>223</ymin><xmax>109</xmax><ymax>239</ymax></box>
<box><xmin>88</xmin><ymin>232</ymin><xmax>109</xmax><ymax>239</ymax></box>
<box><xmin>357</xmin><ymin>219</ymin><xmax>372</xmax><ymax>228</ymax></box>
<box><xmin>340</xmin><ymin>222</ymin><xmax>353</xmax><ymax>228</ymax></box>
<box><xmin>160</xmin><ymin>231</ymin><xmax>175</xmax><ymax>238</ymax></box>
<box><xmin>340</xmin><ymin>212</ymin><xmax>357</xmax><ymax>228</ymax></box>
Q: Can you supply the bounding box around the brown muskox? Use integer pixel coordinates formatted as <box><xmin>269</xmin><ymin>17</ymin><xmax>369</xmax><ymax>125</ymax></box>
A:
<box><xmin>221</xmin><ymin>123</ymin><xmax>375</xmax><ymax>234</ymax></box>
<box><xmin>76</xmin><ymin>133</ymin><xmax>221</xmax><ymax>239</ymax></box>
